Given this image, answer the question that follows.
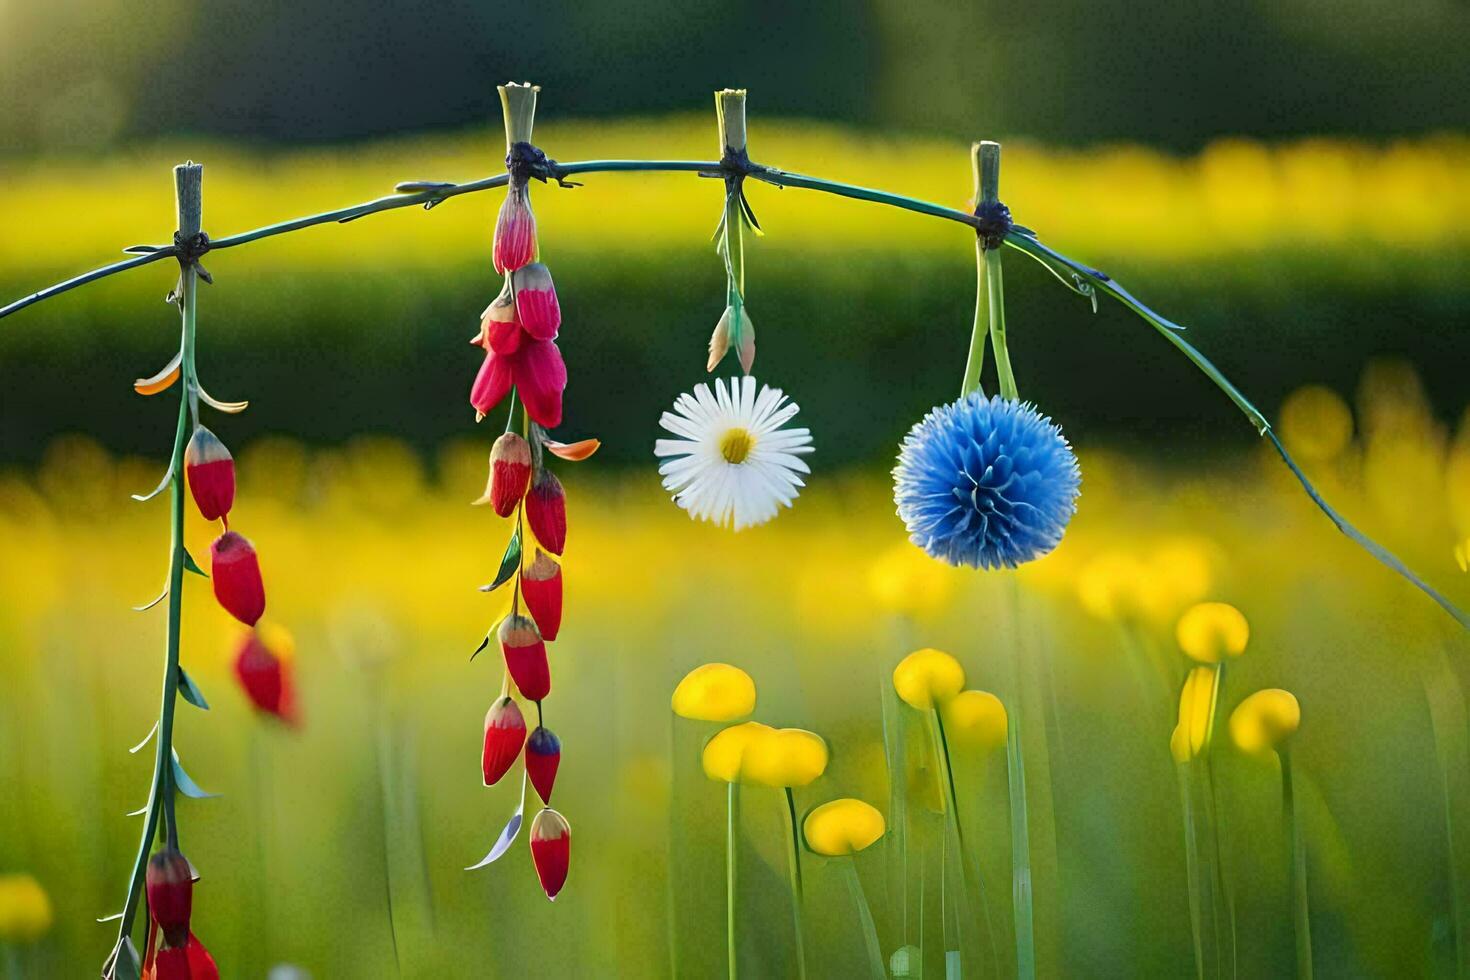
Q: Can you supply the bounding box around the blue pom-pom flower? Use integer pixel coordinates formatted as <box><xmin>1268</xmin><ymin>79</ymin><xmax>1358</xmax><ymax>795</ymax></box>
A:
<box><xmin>893</xmin><ymin>392</ymin><xmax>1081</xmax><ymax>569</ymax></box>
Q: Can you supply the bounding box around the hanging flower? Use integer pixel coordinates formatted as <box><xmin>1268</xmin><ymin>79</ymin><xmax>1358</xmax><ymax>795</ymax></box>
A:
<box><xmin>512</xmin><ymin>262</ymin><xmax>560</xmax><ymax>339</ymax></box>
<box><xmin>653</xmin><ymin>376</ymin><xmax>814</xmax><ymax>531</ymax></box>
<box><xmin>803</xmin><ymin>799</ymin><xmax>886</xmax><ymax>857</ymax></box>
<box><xmin>529</xmin><ymin>808</ymin><xmax>571</xmax><ymax>901</ymax></box>
<box><xmin>183</xmin><ymin>426</ymin><xmax>234</xmax><ymax>524</ymax></box>
<box><xmin>476</xmin><ymin>282</ymin><xmax>521</xmax><ymax>355</ymax></box>
<box><xmin>470</xmin><ymin>338</ymin><xmax>567</xmax><ymax>429</ymax></box>
<box><xmin>481</xmin><ymin>696</ymin><xmax>527</xmax><ymax>787</ymax></box>
<box><xmin>210</xmin><ymin>531</ymin><xmax>266</xmax><ymax>627</ymax></box>
<box><xmin>499</xmin><ymin>614</ymin><xmax>550</xmax><ymax>701</ymax></box>
<box><xmin>145</xmin><ymin>933</ymin><xmax>218</xmax><ymax>980</ymax></box>
<box><xmin>671</xmin><ymin>663</ymin><xmax>756</xmax><ymax>722</ymax></box>
<box><xmin>145</xmin><ymin>849</ymin><xmax>193</xmax><ymax>948</ymax></box>
<box><xmin>475</xmin><ymin>432</ymin><xmax>533</xmax><ymax>517</ymax></box>
<box><xmin>493</xmin><ymin>183</ymin><xmax>537</xmax><ymax>275</ymax></box>
<box><xmin>233</xmin><ymin>625</ymin><xmax>298</xmax><ymax>725</ymax></box>
<box><xmin>520</xmin><ymin>550</ymin><xmax>563</xmax><ymax>640</ymax></box>
<box><xmin>525</xmin><ymin>470</ymin><xmax>567</xmax><ymax>555</ymax></box>
<box><xmin>894</xmin><ymin>392</ymin><xmax>1080</xmax><ymax>569</ymax></box>
<box><xmin>526</xmin><ymin>725</ymin><xmax>561</xmax><ymax>803</ymax></box>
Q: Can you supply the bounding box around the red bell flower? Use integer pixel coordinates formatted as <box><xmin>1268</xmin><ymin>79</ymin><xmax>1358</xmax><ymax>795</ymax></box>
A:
<box><xmin>474</xmin><ymin>432</ymin><xmax>532</xmax><ymax>517</ymax></box>
<box><xmin>144</xmin><ymin>932</ymin><xmax>218</xmax><ymax>980</ymax></box>
<box><xmin>526</xmin><ymin>470</ymin><xmax>567</xmax><ymax>556</ymax></box>
<box><xmin>469</xmin><ymin>339</ymin><xmax>567</xmax><ymax>429</ymax></box>
<box><xmin>145</xmin><ymin>848</ymin><xmax>193</xmax><ymax>948</ymax></box>
<box><xmin>233</xmin><ymin>627</ymin><xmax>298</xmax><ymax>725</ymax></box>
<box><xmin>476</xmin><ymin>281</ymin><xmax>521</xmax><ymax>356</ymax></box>
<box><xmin>210</xmin><ymin>531</ymin><xmax>266</xmax><ymax>627</ymax></box>
<box><xmin>183</xmin><ymin>426</ymin><xmax>234</xmax><ymax>524</ymax></box>
<box><xmin>493</xmin><ymin>183</ymin><xmax>537</xmax><ymax>275</ymax></box>
<box><xmin>499</xmin><ymin>614</ymin><xmax>550</xmax><ymax>701</ymax></box>
<box><xmin>525</xmin><ymin>725</ymin><xmax>561</xmax><ymax>804</ymax></box>
<box><xmin>482</xmin><ymin>696</ymin><xmax>527</xmax><ymax>787</ymax></box>
<box><xmin>529</xmin><ymin>807</ymin><xmax>571</xmax><ymax>901</ymax></box>
<box><xmin>520</xmin><ymin>549</ymin><xmax>563</xmax><ymax>641</ymax></box>
<box><xmin>511</xmin><ymin>262</ymin><xmax>560</xmax><ymax>340</ymax></box>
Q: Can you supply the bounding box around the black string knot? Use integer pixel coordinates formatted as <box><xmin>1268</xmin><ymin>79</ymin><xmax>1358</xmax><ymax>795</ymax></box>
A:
<box><xmin>974</xmin><ymin>200</ymin><xmax>1013</xmax><ymax>251</ymax></box>
<box><xmin>506</xmin><ymin>141</ymin><xmax>582</xmax><ymax>188</ymax></box>
<box><xmin>166</xmin><ymin>230</ymin><xmax>213</xmax><ymax>305</ymax></box>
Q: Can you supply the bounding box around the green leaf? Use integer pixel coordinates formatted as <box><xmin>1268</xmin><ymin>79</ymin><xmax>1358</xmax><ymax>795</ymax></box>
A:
<box><xmin>171</xmin><ymin>751</ymin><xmax>218</xmax><ymax>799</ymax></box>
<box><xmin>177</xmin><ymin>666</ymin><xmax>210</xmax><ymax>710</ymax></box>
<box><xmin>479</xmin><ymin>528</ymin><xmax>521</xmax><ymax>594</ymax></box>
<box><xmin>469</xmin><ymin>615</ymin><xmax>508</xmax><ymax>663</ymax></box>
<box><xmin>183</xmin><ymin>549</ymin><xmax>209</xmax><ymax>578</ymax></box>
<box><xmin>111</xmin><ymin>937</ymin><xmax>142</xmax><ymax>980</ymax></box>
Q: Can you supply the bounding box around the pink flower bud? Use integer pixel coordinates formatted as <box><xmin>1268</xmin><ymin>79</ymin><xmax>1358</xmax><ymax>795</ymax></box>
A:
<box><xmin>525</xmin><ymin>725</ymin><xmax>561</xmax><ymax>804</ymax></box>
<box><xmin>210</xmin><ymin>531</ymin><xmax>266</xmax><ymax>626</ymax></box>
<box><xmin>526</xmin><ymin>470</ymin><xmax>567</xmax><ymax>556</ymax></box>
<box><xmin>184</xmin><ymin>426</ymin><xmax>235</xmax><ymax>523</ymax></box>
<box><xmin>470</xmin><ymin>349</ymin><xmax>513</xmax><ymax>422</ymax></box>
<box><xmin>529</xmin><ymin>807</ymin><xmax>571</xmax><ymax>901</ymax></box>
<box><xmin>145</xmin><ymin>849</ymin><xmax>193</xmax><ymax>948</ymax></box>
<box><xmin>513</xmin><ymin>339</ymin><xmax>567</xmax><ymax>429</ymax></box>
<box><xmin>473</xmin><ymin>433</ymin><xmax>532</xmax><ymax>517</ymax></box>
<box><xmin>233</xmin><ymin>628</ymin><xmax>297</xmax><ymax>725</ymax></box>
<box><xmin>511</xmin><ymin>262</ymin><xmax>560</xmax><ymax>340</ymax></box>
<box><xmin>482</xmin><ymin>696</ymin><xmax>527</xmax><ymax>787</ymax></box>
<box><xmin>493</xmin><ymin>183</ymin><xmax>537</xmax><ymax>275</ymax></box>
<box><xmin>499</xmin><ymin>614</ymin><xmax>550</xmax><ymax>701</ymax></box>
<box><xmin>478</xmin><ymin>282</ymin><xmax>522</xmax><ymax>355</ymax></box>
<box><xmin>520</xmin><ymin>550</ymin><xmax>562</xmax><ymax>640</ymax></box>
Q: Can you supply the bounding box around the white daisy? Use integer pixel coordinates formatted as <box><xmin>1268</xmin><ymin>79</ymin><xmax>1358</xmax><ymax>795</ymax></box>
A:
<box><xmin>654</xmin><ymin>376</ymin><xmax>815</xmax><ymax>531</ymax></box>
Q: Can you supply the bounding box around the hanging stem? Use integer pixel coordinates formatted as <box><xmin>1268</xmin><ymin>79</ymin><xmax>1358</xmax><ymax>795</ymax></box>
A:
<box><xmin>1280</xmin><ymin>749</ymin><xmax>1313</xmax><ymax>979</ymax></box>
<box><xmin>782</xmin><ymin>787</ymin><xmax>808</xmax><ymax>980</ymax></box>
<box><xmin>106</xmin><ymin>162</ymin><xmax>202</xmax><ymax>979</ymax></box>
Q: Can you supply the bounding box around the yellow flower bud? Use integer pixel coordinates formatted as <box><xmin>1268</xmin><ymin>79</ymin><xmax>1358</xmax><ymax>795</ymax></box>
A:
<box><xmin>1176</xmin><ymin>602</ymin><xmax>1249</xmax><ymax>664</ymax></box>
<box><xmin>892</xmin><ymin>648</ymin><xmax>965</xmax><ymax>709</ymax></box>
<box><xmin>0</xmin><ymin>873</ymin><xmax>53</xmax><ymax>944</ymax></box>
<box><xmin>701</xmin><ymin>721</ymin><xmax>773</xmax><ymax>783</ymax></box>
<box><xmin>942</xmin><ymin>690</ymin><xmax>1008</xmax><ymax>750</ymax></box>
<box><xmin>1279</xmin><ymin>384</ymin><xmax>1353</xmax><ymax>462</ymax></box>
<box><xmin>744</xmin><ymin>727</ymin><xmax>830</xmax><ymax>788</ymax></box>
<box><xmin>672</xmin><ymin>663</ymin><xmax>757</xmax><ymax>722</ymax></box>
<box><xmin>1230</xmin><ymin>688</ymin><xmax>1301</xmax><ymax>754</ymax></box>
<box><xmin>803</xmin><ymin>798</ymin><xmax>886</xmax><ymax>856</ymax></box>
<box><xmin>867</xmin><ymin>543</ymin><xmax>956</xmax><ymax>619</ymax></box>
<box><xmin>1173</xmin><ymin>665</ymin><xmax>1218</xmax><ymax>762</ymax></box>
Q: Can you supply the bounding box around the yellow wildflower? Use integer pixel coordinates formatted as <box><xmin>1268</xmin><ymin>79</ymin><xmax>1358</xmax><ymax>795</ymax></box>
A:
<box><xmin>1176</xmin><ymin>602</ymin><xmax>1249</xmax><ymax>664</ymax></box>
<box><xmin>942</xmin><ymin>690</ymin><xmax>1008</xmax><ymax>750</ymax></box>
<box><xmin>803</xmin><ymin>798</ymin><xmax>886</xmax><ymax>856</ymax></box>
<box><xmin>893</xmin><ymin>648</ymin><xmax>965</xmax><ymax>709</ymax></box>
<box><xmin>1230</xmin><ymin>689</ymin><xmax>1301</xmax><ymax>754</ymax></box>
<box><xmin>672</xmin><ymin>663</ymin><xmax>757</xmax><ymax>722</ymax></box>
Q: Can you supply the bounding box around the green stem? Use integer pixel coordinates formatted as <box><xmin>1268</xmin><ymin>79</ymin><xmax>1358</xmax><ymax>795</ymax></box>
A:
<box><xmin>109</xmin><ymin>163</ymin><xmax>200</xmax><ymax>972</ymax></box>
<box><xmin>930</xmin><ymin>707</ymin><xmax>1000</xmax><ymax>978</ymax></box>
<box><xmin>960</xmin><ymin>238</ymin><xmax>989</xmax><ymax>398</ymax></box>
<box><xmin>782</xmin><ymin>787</ymin><xmax>808</xmax><ymax>980</ymax></box>
<box><xmin>1280</xmin><ymin>750</ymin><xmax>1313</xmax><ymax>979</ymax></box>
<box><xmin>1203</xmin><ymin>664</ymin><xmax>1239</xmax><ymax>976</ymax></box>
<box><xmin>845</xmin><ymin>859</ymin><xmax>887</xmax><ymax>980</ymax></box>
<box><xmin>1177</xmin><ymin>763</ymin><xmax>1207</xmax><ymax>980</ymax></box>
<box><xmin>985</xmin><ymin>250</ymin><xmax>1016</xmax><ymax>400</ymax></box>
<box><xmin>727</xmin><ymin>781</ymin><xmax>739</xmax><ymax>980</ymax></box>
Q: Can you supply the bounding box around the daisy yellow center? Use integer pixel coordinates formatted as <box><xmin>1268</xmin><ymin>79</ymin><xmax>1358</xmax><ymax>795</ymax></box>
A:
<box><xmin>719</xmin><ymin>427</ymin><xmax>754</xmax><ymax>464</ymax></box>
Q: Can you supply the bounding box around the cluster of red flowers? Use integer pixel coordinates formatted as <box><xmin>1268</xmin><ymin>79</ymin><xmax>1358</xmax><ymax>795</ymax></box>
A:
<box><xmin>141</xmin><ymin>848</ymin><xmax>217</xmax><ymax>979</ymax></box>
<box><xmin>467</xmin><ymin>174</ymin><xmax>592</xmax><ymax>900</ymax></box>
<box><xmin>184</xmin><ymin>426</ymin><xmax>297</xmax><ymax>723</ymax></box>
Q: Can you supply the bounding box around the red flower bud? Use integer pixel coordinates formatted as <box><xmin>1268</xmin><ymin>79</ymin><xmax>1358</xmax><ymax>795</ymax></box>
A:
<box><xmin>526</xmin><ymin>725</ymin><xmax>561</xmax><ymax>804</ymax></box>
<box><xmin>526</xmin><ymin>470</ymin><xmax>567</xmax><ymax>556</ymax></box>
<box><xmin>493</xmin><ymin>183</ymin><xmax>537</xmax><ymax>275</ymax></box>
<box><xmin>470</xmin><ymin>348</ymin><xmax>513</xmax><ymax>422</ymax></box>
<box><xmin>481</xmin><ymin>696</ymin><xmax>527</xmax><ymax>787</ymax></box>
<box><xmin>210</xmin><ymin>531</ymin><xmax>266</xmax><ymax>627</ymax></box>
<box><xmin>520</xmin><ymin>550</ymin><xmax>563</xmax><ymax>641</ymax></box>
<box><xmin>234</xmin><ymin>627</ymin><xmax>298</xmax><ymax>725</ymax></box>
<box><xmin>478</xmin><ymin>282</ymin><xmax>521</xmax><ymax>355</ymax></box>
<box><xmin>145</xmin><ymin>848</ymin><xmax>193</xmax><ymax>948</ymax></box>
<box><xmin>147</xmin><ymin>932</ymin><xmax>218</xmax><ymax>980</ymax></box>
<box><xmin>529</xmin><ymin>807</ymin><xmax>571</xmax><ymax>901</ymax></box>
<box><xmin>473</xmin><ymin>433</ymin><xmax>532</xmax><ymax>517</ymax></box>
<box><xmin>499</xmin><ymin>614</ymin><xmax>550</xmax><ymax>701</ymax></box>
<box><xmin>512</xmin><ymin>262</ymin><xmax>560</xmax><ymax>340</ymax></box>
<box><xmin>184</xmin><ymin>426</ymin><xmax>235</xmax><ymax>523</ymax></box>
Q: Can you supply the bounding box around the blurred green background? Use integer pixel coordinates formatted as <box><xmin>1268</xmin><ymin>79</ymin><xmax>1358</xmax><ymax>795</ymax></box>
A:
<box><xmin>2</xmin><ymin>1</ymin><xmax>1470</xmax><ymax>977</ymax></box>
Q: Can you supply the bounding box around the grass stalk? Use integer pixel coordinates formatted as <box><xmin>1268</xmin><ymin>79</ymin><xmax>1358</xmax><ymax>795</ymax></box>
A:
<box><xmin>1279</xmin><ymin>749</ymin><xmax>1312</xmax><ymax>978</ymax></box>
<box><xmin>844</xmin><ymin>860</ymin><xmax>887</xmax><ymax>979</ymax></box>
<box><xmin>727</xmin><ymin>780</ymin><xmax>739</xmax><ymax>980</ymax></box>
<box><xmin>783</xmin><ymin>787</ymin><xmax>808</xmax><ymax>980</ymax></box>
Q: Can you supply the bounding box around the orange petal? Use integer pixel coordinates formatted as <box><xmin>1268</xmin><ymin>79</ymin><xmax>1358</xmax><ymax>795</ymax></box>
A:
<box><xmin>544</xmin><ymin>438</ymin><xmax>600</xmax><ymax>462</ymax></box>
<box><xmin>134</xmin><ymin>351</ymin><xmax>183</xmax><ymax>396</ymax></box>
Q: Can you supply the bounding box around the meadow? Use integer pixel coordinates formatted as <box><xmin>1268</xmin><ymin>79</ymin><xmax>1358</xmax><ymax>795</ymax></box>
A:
<box><xmin>1</xmin><ymin>118</ymin><xmax>1469</xmax><ymax>976</ymax></box>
